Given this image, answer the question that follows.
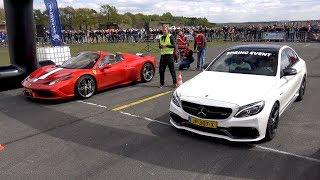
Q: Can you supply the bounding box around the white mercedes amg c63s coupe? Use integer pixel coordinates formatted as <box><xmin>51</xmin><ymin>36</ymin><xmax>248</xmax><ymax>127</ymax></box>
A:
<box><xmin>170</xmin><ymin>44</ymin><xmax>307</xmax><ymax>142</ymax></box>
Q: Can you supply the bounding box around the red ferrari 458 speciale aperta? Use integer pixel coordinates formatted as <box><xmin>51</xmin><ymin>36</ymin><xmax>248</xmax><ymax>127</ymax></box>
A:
<box><xmin>22</xmin><ymin>51</ymin><xmax>156</xmax><ymax>100</ymax></box>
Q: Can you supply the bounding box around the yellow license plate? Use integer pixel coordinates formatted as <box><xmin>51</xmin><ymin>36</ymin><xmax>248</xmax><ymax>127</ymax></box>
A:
<box><xmin>191</xmin><ymin>117</ymin><xmax>218</xmax><ymax>128</ymax></box>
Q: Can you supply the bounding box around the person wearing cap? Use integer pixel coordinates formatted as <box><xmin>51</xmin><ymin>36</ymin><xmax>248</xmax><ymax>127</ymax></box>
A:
<box><xmin>159</xmin><ymin>25</ymin><xmax>177</xmax><ymax>88</ymax></box>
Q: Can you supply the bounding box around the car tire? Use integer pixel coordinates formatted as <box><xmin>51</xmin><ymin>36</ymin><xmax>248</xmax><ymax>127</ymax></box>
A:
<box><xmin>296</xmin><ymin>76</ymin><xmax>306</xmax><ymax>102</ymax></box>
<box><xmin>141</xmin><ymin>62</ymin><xmax>154</xmax><ymax>82</ymax></box>
<box><xmin>265</xmin><ymin>103</ymin><xmax>280</xmax><ymax>141</ymax></box>
<box><xmin>75</xmin><ymin>75</ymin><xmax>96</xmax><ymax>99</ymax></box>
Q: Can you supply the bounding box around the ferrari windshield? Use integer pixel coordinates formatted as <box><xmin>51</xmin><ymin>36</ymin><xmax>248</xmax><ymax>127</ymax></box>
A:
<box><xmin>207</xmin><ymin>48</ymin><xmax>278</xmax><ymax>76</ymax></box>
<box><xmin>61</xmin><ymin>52</ymin><xmax>100</xmax><ymax>69</ymax></box>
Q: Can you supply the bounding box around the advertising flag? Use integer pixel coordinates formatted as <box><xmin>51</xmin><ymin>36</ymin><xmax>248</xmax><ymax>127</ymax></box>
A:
<box><xmin>44</xmin><ymin>0</ymin><xmax>62</xmax><ymax>46</ymax></box>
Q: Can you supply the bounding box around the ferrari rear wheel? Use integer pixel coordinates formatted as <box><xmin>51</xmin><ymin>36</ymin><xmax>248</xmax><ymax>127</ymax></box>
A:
<box><xmin>141</xmin><ymin>62</ymin><xmax>154</xmax><ymax>82</ymax></box>
<box><xmin>75</xmin><ymin>75</ymin><xmax>96</xmax><ymax>99</ymax></box>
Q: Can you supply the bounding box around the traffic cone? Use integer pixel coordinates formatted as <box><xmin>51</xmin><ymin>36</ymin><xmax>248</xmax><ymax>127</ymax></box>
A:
<box><xmin>177</xmin><ymin>71</ymin><xmax>183</xmax><ymax>87</ymax></box>
<box><xmin>0</xmin><ymin>144</ymin><xmax>4</xmax><ymax>151</ymax></box>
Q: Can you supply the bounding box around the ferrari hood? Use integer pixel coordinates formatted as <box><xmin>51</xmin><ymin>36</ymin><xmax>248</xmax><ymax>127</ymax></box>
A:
<box><xmin>28</xmin><ymin>66</ymin><xmax>78</xmax><ymax>83</ymax></box>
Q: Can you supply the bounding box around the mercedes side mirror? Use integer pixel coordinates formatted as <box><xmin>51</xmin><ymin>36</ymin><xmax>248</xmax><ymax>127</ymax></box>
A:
<box><xmin>283</xmin><ymin>67</ymin><xmax>297</xmax><ymax>76</ymax></box>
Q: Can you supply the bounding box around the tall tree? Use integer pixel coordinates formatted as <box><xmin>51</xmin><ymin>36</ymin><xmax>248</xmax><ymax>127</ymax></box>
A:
<box><xmin>33</xmin><ymin>9</ymin><xmax>48</xmax><ymax>26</ymax></box>
<box><xmin>73</xmin><ymin>8</ymin><xmax>97</xmax><ymax>30</ymax></box>
<box><xmin>59</xmin><ymin>6</ymin><xmax>76</xmax><ymax>29</ymax></box>
<box><xmin>100</xmin><ymin>4</ymin><xmax>119</xmax><ymax>24</ymax></box>
<box><xmin>161</xmin><ymin>12</ymin><xmax>174</xmax><ymax>22</ymax></box>
<box><xmin>121</xmin><ymin>14</ymin><xmax>133</xmax><ymax>27</ymax></box>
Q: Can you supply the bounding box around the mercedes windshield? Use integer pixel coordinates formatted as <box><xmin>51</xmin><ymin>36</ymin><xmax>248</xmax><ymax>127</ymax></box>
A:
<box><xmin>207</xmin><ymin>48</ymin><xmax>278</xmax><ymax>76</ymax></box>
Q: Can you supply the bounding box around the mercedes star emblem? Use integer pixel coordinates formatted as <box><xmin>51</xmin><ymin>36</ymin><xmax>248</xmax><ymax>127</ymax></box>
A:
<box><xmin>197</xmin><ymin>107</ymin><xmax>207</xmax><ymax>118</ymax></box>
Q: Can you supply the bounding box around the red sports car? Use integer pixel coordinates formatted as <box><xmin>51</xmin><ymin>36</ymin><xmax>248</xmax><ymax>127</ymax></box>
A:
<box><xmin>22</xmin><ymin>51</ymin><xmax>156</xmax><ymax>100</ymax></box>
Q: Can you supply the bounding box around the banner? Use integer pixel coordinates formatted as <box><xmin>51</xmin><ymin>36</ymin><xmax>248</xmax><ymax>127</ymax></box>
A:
<box><xmin>44</xmin><ymin>0</ymin><xmax>62</xmax><ymax>46</ymax></box>
<box><xmin>262</xmin><ymin>32</ymin><xmax>286</xmax><ymax>40</ymax></box>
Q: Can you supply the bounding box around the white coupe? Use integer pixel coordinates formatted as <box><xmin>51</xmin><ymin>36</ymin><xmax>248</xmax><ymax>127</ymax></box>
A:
<box><xmin>170</xmin><ymin>44</ymin><xmax>307</xmax><ymax>142</ymax></box>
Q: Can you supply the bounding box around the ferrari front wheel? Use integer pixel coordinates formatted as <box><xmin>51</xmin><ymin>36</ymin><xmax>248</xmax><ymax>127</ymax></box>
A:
<box><xmin>75</xmin><ymin>75</ymin><xmax>96</xmax><ymax>99</ymax></box>
<box><xmin>141</xmin><ymin>62</ymin><xmax>154</xmax><ymax>82</ymax></box>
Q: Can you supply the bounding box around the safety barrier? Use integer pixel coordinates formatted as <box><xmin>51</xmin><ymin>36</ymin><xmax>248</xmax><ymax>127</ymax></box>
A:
<box><xmin>207</xmin><ymin>31</ymin><xmax>311</xmax><ymax>42</ymax></box>
<box><xmin>37</xmin><ymin>46</ymin><xmax>71</xmax><ymax>65</ymax></box>
<box><xmin>36</xmin><ymin>31</ymin><xmax>319</xmax><ymax>45</ymax></box>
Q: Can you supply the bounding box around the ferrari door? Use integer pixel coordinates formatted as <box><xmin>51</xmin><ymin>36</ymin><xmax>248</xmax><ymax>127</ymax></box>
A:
<box><xmin>98</xmin><ymin>54</ymin><xmax>127</xmax><ymax>88</ymax></box>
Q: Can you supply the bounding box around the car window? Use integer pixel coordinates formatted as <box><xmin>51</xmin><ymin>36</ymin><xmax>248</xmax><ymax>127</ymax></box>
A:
<box><xmin>109</xmin><ymin>55</ymin><xmax>117</xmax><ymax>64</ymax></box>
<box><xmin>207</xmin><ymin>48</ymin><xmax>278</xmax><ymax>76</ymax></box>
<box><xmin>280</xmin><ymin>50</ymin><xmax>290</xmax><ymax>72</ymax></box>
<box><xmin>115</xmin><ymin>53</ymin><xmax>124</xmax><ymax>62</ymax></box>
<box><xmin>99</xmin><ymin>54</ymin><xmax>120</xmax><ymax>68</ymax></box>
<box><xmin>99</xmin><ymin>56</ymin><xmax>110</xmax><ymax>68</ymax></box>
<box><xmin>61</xmin><ymin>52</ymin><xmax>99</xmax><ymax>69</ymax></box>
<box><xmin>285</xmin><ymin>48</ymin><xmax>299</xmax><ymax>66</ymax></box>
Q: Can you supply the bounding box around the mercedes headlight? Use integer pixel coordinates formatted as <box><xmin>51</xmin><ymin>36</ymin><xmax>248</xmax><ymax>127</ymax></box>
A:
<box><xmin>235</xmin><ymin>101</ymin><xmax>265</xmax><ymax>118</ymax></box>
<box><xmin>172</xmin><ymin>91</ymin><xmax>181</xmax><ymax>107</ymax></box>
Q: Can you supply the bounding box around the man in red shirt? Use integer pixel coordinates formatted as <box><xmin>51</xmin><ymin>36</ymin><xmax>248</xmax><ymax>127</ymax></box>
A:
<box><xmin>176</xmin><ymin>30</ymin><xmax>188</xmax><ymax>61</ymax></box>
<box><xmin>194</xmin><ymin>28</ymin><xmax>207</xmax><ymax>70</ymax></box>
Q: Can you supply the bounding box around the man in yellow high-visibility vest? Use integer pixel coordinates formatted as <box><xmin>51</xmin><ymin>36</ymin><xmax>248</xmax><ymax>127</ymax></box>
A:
<box><xmin>159</xmin><ymin>25</ymin><xmax>177</xmax><ymax>88</ymax></box>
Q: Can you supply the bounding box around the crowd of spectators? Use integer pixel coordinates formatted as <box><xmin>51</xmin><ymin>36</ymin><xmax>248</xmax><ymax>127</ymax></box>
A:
<box><xmin>0</xmin><ymin>31</ymin><xmax>7</xmax><ymax>46</ymax></box>
<box><xmin>43</xmin><ymin>22</ymin><xmax>319</xmax><ymax>44</ymax></box>
<box><xmin>209</xmin><ymin>23</ymin><xmax>320</xmax><ymax>42</ymax></box>
<box><xmin>60</xmin><ymin>29</ymin><xmax>152</xmax><ymax>44</ymax></box>
<box><xmin>1</xmin><ymin>21</ymin><xmax>319</xmax><ymax>46</ymax></box>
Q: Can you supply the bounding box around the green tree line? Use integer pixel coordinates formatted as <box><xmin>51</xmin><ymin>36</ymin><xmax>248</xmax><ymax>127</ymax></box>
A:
<box><xmin>0</xmin><ymin>4</ymin><xmax>212</xmax><ymax>30</ymax></box>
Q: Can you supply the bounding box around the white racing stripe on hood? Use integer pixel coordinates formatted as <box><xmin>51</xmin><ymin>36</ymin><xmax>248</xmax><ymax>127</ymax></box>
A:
<box><xmin>33</xmin><ymin>68</ymin><xmax>64</xmax><ymax>82</ymax></box>
<box><xmin>38</xmin><ymin>67</ymin><xmax>63</xmax><ymax>80</ymax></box>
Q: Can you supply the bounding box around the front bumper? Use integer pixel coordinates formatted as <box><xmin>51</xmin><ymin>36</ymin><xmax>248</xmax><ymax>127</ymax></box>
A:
<box><xmin>22</xmin><ymin>79</ymin><xmax>74</xmax><ymax>100</ymax></box>
<box><xmin>170</xmin><ymin>100</ymin><xmax>268</xmax><ymax>142</ymax></box>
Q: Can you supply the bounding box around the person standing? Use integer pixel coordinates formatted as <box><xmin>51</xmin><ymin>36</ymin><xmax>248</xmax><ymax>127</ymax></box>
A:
<box><xmin>177</xmin><ymin>30</ymin><xmax>188</xmax><ymax>61</ymax></box>
<box><xmin>194</xmin><ymin>28</ymin><xmax>207</xmax><ymax>70</ymax></box>
<box><xmin>159</xmin><ymin>25</ymin><xmax>177</xmax><ymax>88</ymax></box>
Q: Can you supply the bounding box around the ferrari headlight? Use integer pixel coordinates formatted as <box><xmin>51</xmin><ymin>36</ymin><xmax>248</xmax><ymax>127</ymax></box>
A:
<box><xmin>235</xmin><ymin>101</ymin><xmax>265</xmax><ymax>118</ymax></box>
<box><xmin>172</xmin><ymin>91</ymin><xmax>181</xmax><ymax>107</ymax></box>
<box><xmin>49</xmin><ymin>74</ymin><xmax>72</xmax><ymax>86</ymax></box>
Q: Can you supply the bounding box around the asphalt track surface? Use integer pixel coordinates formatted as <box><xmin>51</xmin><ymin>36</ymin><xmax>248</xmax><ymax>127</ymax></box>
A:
<box><xmin>0</xmin><ymin>42</ymin><xmax>319</xmax><ymax>179</ymax></box>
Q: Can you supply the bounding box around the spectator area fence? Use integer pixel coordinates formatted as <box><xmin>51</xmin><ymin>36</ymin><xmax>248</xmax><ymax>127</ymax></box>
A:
<box><xmin>33</xmin><ymin>31</ymin><xmax>320</xmax><ymax>46</ymax></box>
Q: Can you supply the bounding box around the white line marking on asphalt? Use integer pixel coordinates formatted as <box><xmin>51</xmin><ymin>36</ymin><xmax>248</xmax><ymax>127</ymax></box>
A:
<box><xmin>119</xmin><ymin>111</ymin><xmax>172</xmax><ymax>126</ymax></box>
<box><xmin>77</xmin><ymin>100</ymin><xmax>320</xmax><ymax>164</ymax></box>
<box><xmin>77</xmin><ymin>100</ymin><xmax>108</xmax><ymax>109</ymax></box>
<box><xmin>254</xmin><ymin>145</ymin><xmax>320</xmax><ymax>163</ymax></box>
<box><xmin>304</xmin><ymin>44</ymin><xmax>311</xmax><ymax>47</ymax></box>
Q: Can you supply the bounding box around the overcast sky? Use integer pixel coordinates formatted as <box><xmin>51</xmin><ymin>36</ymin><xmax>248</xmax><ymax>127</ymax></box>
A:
<box><xmin>1</xmin><ymin>0</ymin><xmax>320</xmax><ymax>23</ymax></box>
